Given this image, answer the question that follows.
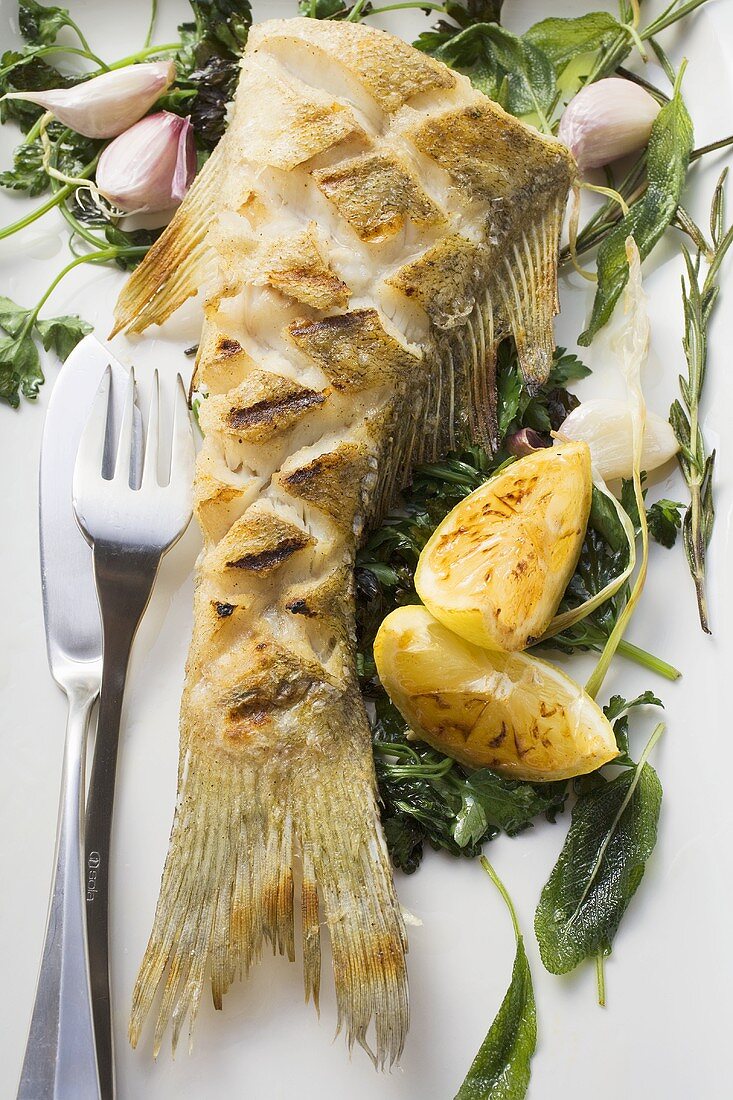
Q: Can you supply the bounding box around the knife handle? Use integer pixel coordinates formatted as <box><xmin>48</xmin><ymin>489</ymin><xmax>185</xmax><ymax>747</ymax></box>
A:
<box><xmin>17</xmin><ymin>677</ymin><xmax>101</xmax><ymax>1100</ymax></box>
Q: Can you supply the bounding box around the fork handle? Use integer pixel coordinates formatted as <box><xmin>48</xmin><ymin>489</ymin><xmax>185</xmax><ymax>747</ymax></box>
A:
<box><xmin>85</xmin><ymin>541</ymin><xmax>161</xmax><ymax>1100</ymax></box>
<box><xmin>17</xmin><ymin>677</ymin><xmax>100</xmax><ymax>1100</ymax></box>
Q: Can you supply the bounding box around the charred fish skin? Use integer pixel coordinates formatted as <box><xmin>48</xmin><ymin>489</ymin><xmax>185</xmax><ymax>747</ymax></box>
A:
<box><xmin>115</xmin><ymin>17</ymin><xmax>575</xmax><ymax>1067</ymax></box>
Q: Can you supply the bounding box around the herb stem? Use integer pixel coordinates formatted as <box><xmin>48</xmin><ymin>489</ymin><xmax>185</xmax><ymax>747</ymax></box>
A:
<box><xmin>64</xmin><ymin>19</ymin><xmax>108</xmax><ymax>70</ymax></box>
<box><xmin>616</xmin><ymin>640</ymin><xmax>680</xmax><ymax>681</ymax></box>
<box><xmin>479</xmin><ymin>857</ymin><xmax>520</xmax><ymax>943</ymax></box>
<box><xmin>595</xmin><ymin>952</ymin><xmax>606</xmax><ymax>1007</ymax></box>
<box><xmin>28</xmin><ymin>246</ymin><xmax>141</xmax><ymax>322</ymax></box>
<box><xmin>691</xmin><ymin>135</ymin><xmax>733</xmax><ymax>161</ymax></box>
<box><xmin>144</xmin><ymin>0</ymin><xmax>159</xmax><ymax>50</ymax></box>
<box><xmin>0</xmin><ymin>153</ymin><xmax>99</xmax><ymax>241</ymax></box>
<box><xmin>641</xmin><ymin>0</ymin><xmax>710</xmax><ymax>39</ymax></box>
<box><xmin>365</xmin><ymin>2</ymin><xmax>447</xmax><ymax>13</ymax></box>
<box><xmin>0</xmin><ymin>44</ymin><xmax>108</xmax><ymax>81</ymax></box>
<box><xmin>94</xmin><ymin>42</ymin><xmax>183</xmax><ymax>75</ymax></box>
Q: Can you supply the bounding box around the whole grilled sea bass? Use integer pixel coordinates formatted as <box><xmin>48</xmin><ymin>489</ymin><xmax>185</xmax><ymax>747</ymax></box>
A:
<box><xmin>113</xmin><ymin>17</ymin><xmax>575</xmax><ymax>1067</ymax></box>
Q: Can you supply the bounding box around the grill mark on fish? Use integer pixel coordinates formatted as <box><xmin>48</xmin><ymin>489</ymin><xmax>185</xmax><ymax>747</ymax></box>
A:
<box><xmin>226</xmin><ymin>534</ymin><xmax>311</xmax><ymax>572</ymax></box>
<box><xmin>228</xmin><ymin>388</ymin><xmax>326</xmax><ymax>430</ymax></box>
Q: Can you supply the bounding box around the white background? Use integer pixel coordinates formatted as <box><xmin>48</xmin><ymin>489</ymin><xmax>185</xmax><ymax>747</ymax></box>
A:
<box><xmin>1</xmin><ymin>1</ymin><xmax>732</xmax><ymax>1097</ymax></box>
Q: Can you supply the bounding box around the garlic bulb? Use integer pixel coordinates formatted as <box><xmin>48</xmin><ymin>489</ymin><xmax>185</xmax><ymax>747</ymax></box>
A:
<box><xmin>96</xmin><ymin>112</ymin><xmax>196</xmax><ymax>213</ymax></box>
<box><xmin>557</xmin><ymin>398</ymin><xmax>678</xmax><ymax>481</ymax></box>
<box><xmin>558</xmin><ymin>78</ymin><xmax>661</xmax><ymax>173</ymax></box>
<box><xmin>3</xmin><ymin>62</ymin><xmax>175</xmax><ymax>139</ymax></box>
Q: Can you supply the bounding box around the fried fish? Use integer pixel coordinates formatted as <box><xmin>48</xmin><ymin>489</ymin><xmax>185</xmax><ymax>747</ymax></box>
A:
<box><xmin>113</xmin><ymin>16</ymin><xmax>575</xmax><ymax>1067</ymax></box>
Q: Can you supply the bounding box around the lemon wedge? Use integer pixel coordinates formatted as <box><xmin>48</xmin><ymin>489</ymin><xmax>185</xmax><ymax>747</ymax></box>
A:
<box><xmin>415</xmin><ymin>442</ymin><xmax>592</xmax><ymax>652</ymax></box>
<box><xmin>374</xmin><ymin>605</ymin><xmax>618</xmax><ymax>782</ymax></box>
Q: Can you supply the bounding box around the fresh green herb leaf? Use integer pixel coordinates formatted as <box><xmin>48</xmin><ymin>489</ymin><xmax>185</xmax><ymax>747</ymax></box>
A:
<box><xmin>19</xmin><ymin>0</ymin><xmax>75</xmax><ymax>46</ymax></box>
<box><xmin>524</xmin><ymin>12</ymin><xmax>625</xmax><ymax>74</ymax></box>
<box><xmin>535</xmin><ymin>724</ymin><xmax>663</xmax><ymax>976</ymax></box>
<box><xmin>422</xmin><ymin>22</ymin><xmax>554</xmax><ymax>124</ymax></box>
<box><xmin>0</xmin><ymin>136</ymin><xmax>46</xmax><ymax>195</ymax></box>
<box><xmin>0</xmin><ymin>326</ymin><xmax>43</xmax><ymax>407</ymax></box>
<box><xmin>603</xmin><ymin>690</ymin><xmax>663</xmax><ymax>764</ymax></box>
<box><xmin>0</xmin><ymin>295</ymin><xmax>33</xmax><ymax>338</ymax></box>
<box><xmin>456</xmin><ymin>857</ymin><xmax>536</xmax><ymax>1100</ymax></box>
<box><xmin>579</xmin><ymin>73</ymin><xmax>694</xmax><ymax>345</ymax></box>
<box><xmin>0</xmin><ymin>292</ymin><xmax>91</xmax><ymax>406</ymax></box>
<box><xmin>620</xmin><ymin>478</ymin><xmax>682</xmax><ymax>548</ymax></box>
<box><xmin>0</xmin><ymin>49</ymin><xmax>73</xmax><ymax>132</ymax></box>
<box><xmin>36</xmin><ymin>314</ymin><xmax>92</xmax><ymax>361</ymax></box>
<box><xmin>646</xmin><ymin>498</ymin><xmax>683</xmax><ymax>548</ymax></box>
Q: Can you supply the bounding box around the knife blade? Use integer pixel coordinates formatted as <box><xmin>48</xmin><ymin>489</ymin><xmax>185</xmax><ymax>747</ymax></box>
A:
<box><xmin>17</xmin><ymin>335</ymin><xmax>140</xmax><ymax>1100</ymax></box>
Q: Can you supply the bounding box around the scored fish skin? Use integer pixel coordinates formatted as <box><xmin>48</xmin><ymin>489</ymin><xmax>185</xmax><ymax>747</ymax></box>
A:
<box><xmin>114</xmin><ymin>17</ymin><xmax>576</xmax><ymax>1067</ymax></box>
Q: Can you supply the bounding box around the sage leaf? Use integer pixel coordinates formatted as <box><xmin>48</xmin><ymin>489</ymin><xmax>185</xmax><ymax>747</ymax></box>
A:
<box><xmin>456</xmin><ymin>858</ymin><xmax>536</xmax><ymax>1100</ymax></box>
<box><xmin>428</xmin><ymin>23</ymin><xmax>554</xmax><ymax>121</ymax></box>
<box><xmin>535</xmin><ymin>725</ymin><xmax>663</xmax><ymax>975</ymax></box>
<box><xmin>579</xmin><ymin>77</ymin><xmax>693</xmax><ymax>345</ymax></box>
<box><xmin>524</xmin><ymin>12</ymin><xmax>625</xmax><ymax>73</ymax></box>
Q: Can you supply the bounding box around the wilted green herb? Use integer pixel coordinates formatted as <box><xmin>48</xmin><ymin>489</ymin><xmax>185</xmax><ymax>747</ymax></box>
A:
<box><xmin>670</xmin><ymin>170</ymin><xmax>733</xmax><ymax>633</ymax></box>
<box><xmin>455</xmin><ymin>858</ymin><xmax>536</xmax><ymax>1100</ymax></box>
<box><xmin>372</xmin><ymin>697</ymin><xmax>567</xmax><ymax>873</ymax></box>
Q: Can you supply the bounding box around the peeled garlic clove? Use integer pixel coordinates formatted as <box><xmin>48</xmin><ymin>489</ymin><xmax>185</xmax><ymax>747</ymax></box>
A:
<box><xmin>557</xmin><ymin>398</ymin><xmax>678</xmax><ymax>481</ymax></box>
<box><xmin>2</xmin><ymin>61</ymin><xmax>175</xmax><ymax>139</ymax></box>
<box><xmin>558</xmin><ymin>78</ymin><xmax>661</xmax><ymax>174</ymax></box>
<box><xmin>96</xmin><ymin>112</ymin><xmax>196</xmax><ymax>213</ymax></box>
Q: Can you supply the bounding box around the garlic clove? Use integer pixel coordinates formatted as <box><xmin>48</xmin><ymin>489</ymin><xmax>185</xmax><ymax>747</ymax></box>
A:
<box><xmin>3</xmin><ymin>61</ymin><xmax>175</xmax><ymax>139</ymax></box>
<box><xmin>556</xmin><ymin>397</ymin><xmax>679</xmax><ymax>482</ymax></box>
<box><xmin>506</xmin><ymin>427</ymin><xmax>550</xmax><ymax>457</ymax></box>
<box><xmin>558</xmin><ymin>78</ymin><xmax>661</xmax><ymax>174</ymax></box>
<box><xmin>95</xmin><ymin>111</ymin><xmax>196</xmax><ymax>213</ymax></box>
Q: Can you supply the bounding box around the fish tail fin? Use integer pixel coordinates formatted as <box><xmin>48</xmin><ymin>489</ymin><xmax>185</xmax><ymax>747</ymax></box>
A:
<box><xmin>130</xmin><ymin>713</ymin><xmax>408</xmax><ymax>1068</ymax></box>
<box><xmin>110</xmin><ymin>140</ymin><xmax>225</xmax><ymax>337</ymax></box>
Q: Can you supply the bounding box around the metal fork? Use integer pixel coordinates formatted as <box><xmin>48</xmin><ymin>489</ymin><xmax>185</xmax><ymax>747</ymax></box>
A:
<box><xmin>73</xmin><ymin>367</ymin><xmax>195</xmax><ymax>1099</ymax></box>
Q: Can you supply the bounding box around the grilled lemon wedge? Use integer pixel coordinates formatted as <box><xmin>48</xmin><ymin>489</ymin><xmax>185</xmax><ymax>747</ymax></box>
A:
<box><xmin>374</xmin><ymin>605</ymin><xmax>618</xmax><ymax>782</ymax></box>
<box><xmin>415</xmin><ymin>442</ymin><xmax>592</xmax><ymax>652</ymax></box>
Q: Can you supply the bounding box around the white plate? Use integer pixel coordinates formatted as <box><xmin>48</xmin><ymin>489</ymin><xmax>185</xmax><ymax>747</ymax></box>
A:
<box><xmin>1</xmin><ymin>2</ymin><xmax>732</xmax><ymax>1097</ymax></box>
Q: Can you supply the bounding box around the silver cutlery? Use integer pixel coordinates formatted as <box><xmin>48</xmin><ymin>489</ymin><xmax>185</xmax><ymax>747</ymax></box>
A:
<box><xmin>73</xmin><ymin>367</ymin><xmax>194</xmax><ymax>1099</ymax></box>
<box><xmin>17</xmin><ymin>336</ymin><xmax>137</xmax><ymax>1100</ymax></box>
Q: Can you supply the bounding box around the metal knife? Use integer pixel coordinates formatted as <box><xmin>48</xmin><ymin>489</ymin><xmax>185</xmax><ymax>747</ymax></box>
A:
<box><xmin>17</xmin><ymin>336</ymin><xmax>140</xmax><ymax>1100</ymax></box>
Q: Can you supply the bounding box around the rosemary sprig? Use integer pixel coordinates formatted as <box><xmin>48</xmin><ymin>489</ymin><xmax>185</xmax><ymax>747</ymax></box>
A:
<box><xmin>670</xmin><ymin>170</ymin><xmax>733</xmax><ymax>633</ymax></box>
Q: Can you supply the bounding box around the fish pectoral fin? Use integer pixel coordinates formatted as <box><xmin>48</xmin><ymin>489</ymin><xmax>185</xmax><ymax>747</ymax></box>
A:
<box><xmin>497</xmin><ymin>196</ymin><xmax>566</xmax><ymax>392</ymax></box>
<box><xmin>110</xmin><ymin>139</ymin><xmax>227</xmax><ymax>337</ymax></box>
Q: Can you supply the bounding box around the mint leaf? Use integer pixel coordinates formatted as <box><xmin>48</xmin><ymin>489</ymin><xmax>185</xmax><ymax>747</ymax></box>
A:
<box><xmin>456</xmin><ymin>859</ymin><xmax>536</xmax><ymax>1100</ymax></box>
<box><xmin>579</xmin><ymin>81</ymin><xmax>694</xmax><ymax>344</ymax></box>
<box><xmin>36</xmin><ymin>314</ymin><xmax>92</xmax><ymax>362</ymax></box>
